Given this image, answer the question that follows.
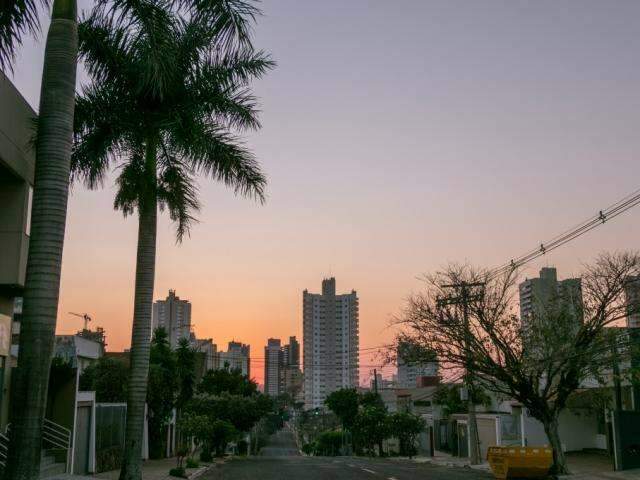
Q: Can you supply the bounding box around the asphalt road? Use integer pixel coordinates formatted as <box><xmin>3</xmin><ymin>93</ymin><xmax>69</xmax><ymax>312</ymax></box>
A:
<box><xmin>206</xmin><ymin>429</ymin><xmax>491</xmax><ymax>480</ymax></box>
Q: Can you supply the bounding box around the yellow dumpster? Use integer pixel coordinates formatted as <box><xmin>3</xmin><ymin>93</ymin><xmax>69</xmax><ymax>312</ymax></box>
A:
<box><xmin>487</xmin><ymin>446</ymin><xmax>553</xmax><ymax>479</ymax></box>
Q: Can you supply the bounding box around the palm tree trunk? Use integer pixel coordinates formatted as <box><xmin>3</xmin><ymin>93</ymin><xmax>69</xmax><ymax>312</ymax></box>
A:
<box><xmin>4</xmin><ymin>1</ymin><xmax>77</xmax><ymax>479</ymax></box>
<box><xmin>119</xmin><ymin>141</ymin><xmax>157</xmax><ymax>480</ymax></box>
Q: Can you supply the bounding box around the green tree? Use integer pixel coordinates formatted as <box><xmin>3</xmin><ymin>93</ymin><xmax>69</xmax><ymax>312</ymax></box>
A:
<box><xmin>175</xmin><ymin>338</ymin><xmax>196</xmax><ymax>408</ymax></box>
<box><xmin>198</xmin><ymin>368</ymin><xmax>258</xmax><ymax>397</ymax></box>
<box><xmin>79</xmin><ymin>357</ymin><xmax>129</xmax><ymax>402</ymax></box>
<box><xmin>147</xmin><ymin>328</ymin><xmax>178</xmax><ymax>459</ymax></box>
<box><xmin>72</xmin><ymin>1</ymin><xmax>273</xmax><ymax>477</ymax></box>
<box><xmin>4</xmin><ymin>2</ymin><xmax>79</xmax><ymax>479</ymax></box>
<box><xmin>389</xmin><ymin>412</ymin><xmax>425</xmax><ymax>458</ymax></box>
<box><xmin>210</xmin><ymin>420</ymin><xmax>238</xmax><ymax>457</ymax></box>
<box><xmin>352</xmin><ymin>405</ymin><xmax>391</xmax><ymax>457</ymax></box>
<box><xmin>324</xmin><ymin>388</ymin><xmax>359</xmax><ymax>431</ymax></box>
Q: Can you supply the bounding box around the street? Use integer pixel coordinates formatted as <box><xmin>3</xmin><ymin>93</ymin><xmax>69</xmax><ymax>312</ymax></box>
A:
<box><xmin>206</xmin><ymin>429</ymin><xmax>491</xmax><ymax>480</ymax></box>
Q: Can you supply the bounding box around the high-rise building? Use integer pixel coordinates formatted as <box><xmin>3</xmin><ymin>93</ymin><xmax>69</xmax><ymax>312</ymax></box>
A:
<box><xmin>303</xmin><ymin>278</ymin><xmax>359</xmax><ymax>410</ymax></box>
<box><xmin>264</xmin><ymin>338</ymin><xmax>282</xmax><ymax>397</ymax></box>
<box><xmin>216</xmin><ymin>341</ymin><xmax>250</xmax><ymax>377</ymax></box>
<box><xmin>152</xmin><ymin>290</ymin><xmax>192</xmax><ymax>348</ymax></box>
<box><xmin>519</xmin><ymin>267</ymin><xmax>583</xmax><ymax>324</ymax></box>
<box><xmin>625</xmin><ymin>276</ymin><xmax>640</xmax><ymax>329</ymax></box>
<box><xmin>396</xmin><ymin>341</ymin><xmax>439</xmax><ymax>388</ymax></box>
<box><xmin>283</xmin><ymin>336</ymin><xmax>300</xmax><ymax>367</ymax></box>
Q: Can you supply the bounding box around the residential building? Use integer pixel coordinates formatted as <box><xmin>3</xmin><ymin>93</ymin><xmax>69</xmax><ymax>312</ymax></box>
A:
<box><xmin>0</xmin><ymin>72</ymin><xmax>35</xmax><ymax>429</ymax></box>
<box><xmin>152</xmin><ymin>290</ymin><xmax>192</xmax><ymax>348</ymax></box>
<box><xmin>397</xmin><ymin>340</ymin><xmax>439</xmax><ymax>388</ymax></box>
<box><xmin>282</xmin><ymin>335</ymin><xmax>300</xmax><ymax>368</ymax></box>
<box><xmin>283</xmin><ymin>336</ymin><xmax>303</xmax><ymax>401</ymax></box>
<box><xmin>216</xmin><ymin>341</ymin><xmax>250</xmax><ymax>377</ymax></box>
<box><xmin>193</xmin><ymin>338</ymin><xmax>216</xmax><ymax>372</ymax></box>
<box><xmin>264</xmin><ymin>338</ymin><xmax>282</xmax><ymax>396</ymax></box>
<box><xmin>519</xmin><ymin>267</ymin><xmax>583</xmax><ymax>324</ymax></box>
<box><xmin>303</xmin><ymin>277</ymin><xmax>359</xmax><ymax>409</ymax></box>
<box><xmin>625</xmin><ymin>275</ymin><xmax>640</xmax><ymax>328</ymax></box>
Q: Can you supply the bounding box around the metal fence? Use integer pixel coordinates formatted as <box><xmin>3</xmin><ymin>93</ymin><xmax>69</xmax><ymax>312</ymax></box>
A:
<box><xmin>95</xmin><ymin>403</ymin><xmax>127</xmax><ymax>473</ymax></box>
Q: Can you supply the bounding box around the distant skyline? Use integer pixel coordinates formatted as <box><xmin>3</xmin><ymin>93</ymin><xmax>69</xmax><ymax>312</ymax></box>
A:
<box><xmin>7</xmin><ymin>0</ymin><xmax>640</xmax><ymax>384</ymax></box>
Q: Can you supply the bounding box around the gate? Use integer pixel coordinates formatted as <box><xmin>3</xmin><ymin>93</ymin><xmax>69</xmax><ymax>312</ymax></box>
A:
<box><xmin>612</xmin><ymin>410</ymin><xmax>640</xmax><ymax>470</ymax></box>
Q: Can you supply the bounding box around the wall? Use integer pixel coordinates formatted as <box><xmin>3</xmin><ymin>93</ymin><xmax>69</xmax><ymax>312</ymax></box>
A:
<box><xmin>523</xmin><ymin>408</ymin><xmax>601</xmax><ymax>452</ymax></box>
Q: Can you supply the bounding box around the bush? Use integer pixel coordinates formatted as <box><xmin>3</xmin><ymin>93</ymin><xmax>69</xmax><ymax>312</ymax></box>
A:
<box><xmin>185</xmin><ymin>457</ymin><xmax>199</xmax><ymax>468</ymax></box>
<box><xmin>169</xmin><ymin>467</ymin><xmax>186</xmax><ymax>478</ymax></box>
<box><xmin>301</xmin><ymin>442</ymin><xmax>315</xmax><ymax>456</ymax></box>
<box><xmin>237</xmin><ymin>439</ymin><xmax>248</xmax><ymax>456</ymax></box>
<box><xmin>199</xmin><ymin>450</ymin><xmax>213</xmax><ymax>462</ymax></box>
<box><xmin>315</xmin><ymin>431</ymin><xmax>343</xmax><ymax>456</ymax></box>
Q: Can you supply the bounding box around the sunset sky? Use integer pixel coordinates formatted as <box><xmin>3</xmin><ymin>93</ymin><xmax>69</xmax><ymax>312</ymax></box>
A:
<box><xmin>9</xmin><ymin>0</ymin><xmax>640</xmax><ymax>385</ymax></box>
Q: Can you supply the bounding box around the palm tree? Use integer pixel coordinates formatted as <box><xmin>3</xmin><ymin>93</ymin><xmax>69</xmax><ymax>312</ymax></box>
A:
<box><xmin>3</xmin><ymin>1</ymin><xmax>78</xmax><ymax>479</ymax></box>
<box><xmin>72</xmin><ymin>1</ymin><xmax>272</xmax><ymax>478</ymax></box>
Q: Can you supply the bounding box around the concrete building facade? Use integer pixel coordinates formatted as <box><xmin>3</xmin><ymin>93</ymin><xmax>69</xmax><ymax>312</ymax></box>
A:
<box><xmin>519</xmin><ymin>267</ymin><xmax>583</xmax><ymax>323</ymax></box>
<box><xmin>303</xmin><ymin>278</ymin><xmax>359</xmax><ymax>409</ymax></box>
<box><xmin>0</xmin><ymin>72</ymin><xmax>36</xmax><ymax>429</ymax></box>
<box><xmin>264</xmin><ymin>338</ymin><xmax>282</xmax><ymax>397</ymax></box>
<box><xmin>216</xmin><ymin>341</ymin><xmax>250</xmax><ymax>377</ymax></box>
<box><xmin>396</xmin><ymin>341</ymin><xmax>439</xmax><ymax>389</ymax></box>
<box><xmin>152</xmin><ymin>290</ymin><xmax>192</xmax><ymax>348</ymax></box>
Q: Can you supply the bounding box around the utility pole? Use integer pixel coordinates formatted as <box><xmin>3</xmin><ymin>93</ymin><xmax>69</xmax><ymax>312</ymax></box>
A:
<box><xmin>438</xmin><ymin>281</ymin><xmax>484</xmax><ymax>465</ymax></box>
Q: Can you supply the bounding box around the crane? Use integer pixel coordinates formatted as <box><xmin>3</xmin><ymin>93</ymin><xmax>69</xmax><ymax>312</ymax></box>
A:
<box><xmin>69</xmin><ymin>312</ymin><xmax>92</xmax><ymax>331</ymax></box>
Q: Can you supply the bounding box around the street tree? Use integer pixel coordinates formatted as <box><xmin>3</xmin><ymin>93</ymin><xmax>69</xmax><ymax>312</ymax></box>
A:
<box><xmin>352</xmin><ymin>405</ymin><xmax>391</xmax><ymax>456</ymax></box>
<box><xmin>3</xmin><ymin>2</ymin><xmax>78</xmax><ymax>478</ymax></box>
<box><xmin>147</xmin><ymin>328</ymin><xmax>178</xmax><ymax>458</ymax></box>
<box><xmin>389</xmin><ymin>412</ymin><xmax>426</xmax><ymax>458</ymax></box>
<box><xmin>72</xmin><ymin>1</ymin><xmax>273</xmax><ymax>477</ymax></box>
<box><xmin>398</xmin><ymin>252</ymin><xmax>640</xmax><ymax>474</ymax></box>
<box><xmin>79</xmin><ymin>357</ymin><xmax>129</xmax><ymax>402</ymax></box>
<box><xmin>324</xmin><ymin>388</ymin><xmax>359</xmax><ymax>431</ymax></box>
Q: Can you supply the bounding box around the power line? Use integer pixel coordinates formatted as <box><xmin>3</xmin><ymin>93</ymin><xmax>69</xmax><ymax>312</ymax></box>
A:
<box><xmin>487</xmin><ymin>187</ymin><xmax>640</xmax><ymax>279</ymax></box>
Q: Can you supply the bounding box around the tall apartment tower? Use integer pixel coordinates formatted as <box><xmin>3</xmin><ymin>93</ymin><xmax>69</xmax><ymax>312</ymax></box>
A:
<box><xmin>519</xmin><ymin>267</ymin><xmax>583</xmax><ymax>324</ymax></box>
<box><xmin>264</xmin><ymin>338</ymin><xmax>282</xmax><ymax>396</ymax></box>
<box><xmin>283</xmin><ymin>336</ymin><xmax>300</xmax><ymax>368</ymax></box>
<box><xmin>625</xmin><ymin>276</ymin><xmax>640</xmax><ymax>329</ymax></box>
<box><xmin>303</xmin><ymin>278</ymin><xmax>359</xmax><ymax>410</ymax></box>
<box><xmin>152</xmin><ymin>290</ymin><xmax>192</xmax><ymax>348</ymax></box>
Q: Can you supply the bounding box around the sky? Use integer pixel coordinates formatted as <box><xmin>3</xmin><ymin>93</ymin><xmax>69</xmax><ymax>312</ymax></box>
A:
<box><xmin>8</xmin><ymin>0</ymin><xmax>640</xmax><ymax>386</ymax></box>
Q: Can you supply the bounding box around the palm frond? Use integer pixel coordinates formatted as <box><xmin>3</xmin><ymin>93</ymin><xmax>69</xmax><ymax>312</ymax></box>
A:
<box><xmin>168</xmin><ymin>119</ymin><xmax>266</xmax><ymax>202</ymax></box>
<box><xmin>93</xmin><ymin>0</ymin><xmax>180</xmax><ymax>100</ymax></box>
<box><xmin>186</xmin><ymin>0</ymin><xmax>261</xmax><ymax>53</ymax></box>
<box><xmin>72</xmin><ymin>83</ymin><xmax>133</xmax><ymax>188</ymax></box>
<box><xmin>78</xmin><ymin>10</ymin><xmax>135</xmax><ymax>89</ymax></box>
<box><xmin>157</xmin><ymin>153</ymin><xmax>200</xmax><ymax>242</ymax></box>
<box><xmin>113</xmin><ymin>151</ymin><xmax>146</xmax><ymax>216</ymax></box>
<box><xmin>0</xmin><ymin>0</ymin><xmax>45</xmax><ymax>70</ymax></box>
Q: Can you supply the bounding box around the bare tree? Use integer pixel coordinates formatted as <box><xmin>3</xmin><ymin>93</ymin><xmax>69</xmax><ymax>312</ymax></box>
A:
<box><xmin>398</xmin><ymin>252</ymin><xmax>640</xmax><ymax>474</ymax></box>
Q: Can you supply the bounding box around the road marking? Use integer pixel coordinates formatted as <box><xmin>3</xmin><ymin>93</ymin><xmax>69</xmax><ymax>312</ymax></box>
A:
<box><xmin>388</xmin><ymin>477</ymin><xmax>399</xmax><ymax>480</ymax></box>
<box><xmin>347</xmin><ymin>464</ymin><xmax>356</xmax><ymax>468</ymax></box>
<box><xmin>361</xmin><ymin>468</ymin><xmax>377</xmax><ymax>474</ymax></box>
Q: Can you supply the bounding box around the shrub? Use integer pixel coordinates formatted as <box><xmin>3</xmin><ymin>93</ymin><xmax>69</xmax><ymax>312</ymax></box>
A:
<box><xmin>315</xmin><ymin>431</ymin><xmax>343</xmax><ymax>456</ymax></box>
<box><xmin>186</xmin><ymin>457</ymin><xmax>199</xmax><ymax>468</ymax></box>
<box><xmin>301</xmin><ymin>442</ymin><xmax>315</xmax><ymax>456</ymax></box>
<box><xmin>169</xmin><ymin>466</ymin><xmax>186</xmax><ymax>478</ymax></box>
<box><xmin>237</xmin><ymin>440</ymin><xmax>248</xmax><ymax>456</ymax></box>
<box><xmin>200</xmin><ymin>450</ymin><xmax>213</xmax><ymax>462</ymax></box>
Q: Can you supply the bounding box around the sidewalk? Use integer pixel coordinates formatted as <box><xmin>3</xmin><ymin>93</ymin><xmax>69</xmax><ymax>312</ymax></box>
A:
<box><xmin>391</xmin><ymin>450</ymin><xmax>491</xmax><ymax>472</ymax></box>
<box><xmin>50</xmin><ymin>456</ymin><xmax>221</xmax><ymax>480</ymax></box>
